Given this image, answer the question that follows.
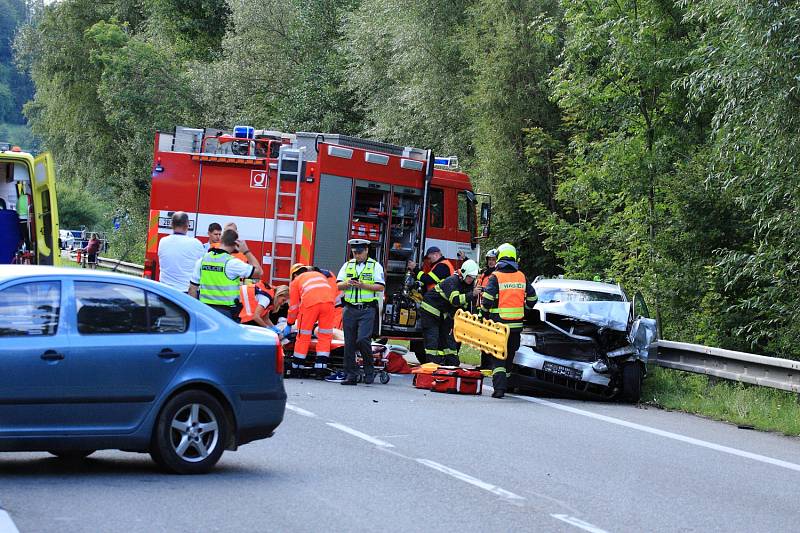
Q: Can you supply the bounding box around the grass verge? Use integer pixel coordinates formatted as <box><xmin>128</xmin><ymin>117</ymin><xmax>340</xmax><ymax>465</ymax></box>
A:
<box><xmin>643</xmin><ymin>366</ymin><xmax>800</xmax><ymax>436</ymax></box>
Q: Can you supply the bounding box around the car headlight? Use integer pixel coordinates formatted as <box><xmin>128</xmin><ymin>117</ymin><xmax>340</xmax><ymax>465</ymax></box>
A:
<box><xmin>520</xmin><ymin>333</ymin><xmax>536</xmax><ymax>347</ymax></box>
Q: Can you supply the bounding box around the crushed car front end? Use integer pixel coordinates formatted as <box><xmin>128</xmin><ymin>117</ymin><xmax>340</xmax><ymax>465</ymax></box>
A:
<box><xmin>509</xmin><ymin>279</ymin><xmax>657</xmax><ymax>402</ymax></box>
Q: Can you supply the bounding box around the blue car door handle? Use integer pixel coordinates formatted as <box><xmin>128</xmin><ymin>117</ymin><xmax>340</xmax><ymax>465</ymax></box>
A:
<box><xmin>158</xmin><ymin>349</ymin><xmax>181</xmax><ymax>359</ymax></box>
<box><xmin>41</xmin><ymin>350</ymin><xmax>64</xmax><ymax>361</ymax></box>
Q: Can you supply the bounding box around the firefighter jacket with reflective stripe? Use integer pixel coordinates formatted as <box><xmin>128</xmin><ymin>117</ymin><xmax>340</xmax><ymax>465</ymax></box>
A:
<box><xmin>239</xmin><ymin>282</ymin><xmax>275</xmax><ymax>323</ymax></box>
<box><xmin>342</xmin><ymin>258</ymin><xmax>381</xmax><ymax>304</ymax></box>
<box><xmin>475</xmin><ymin>266</ymin><xmax>495</xmax><ymax>308</ymax></box>
<box><xmin>420</xmin><ymin>274</ymin><xmax>474</xmax><ymax>318</ymax></box>
<box><xmin>288</xmin><ymin>270</ymin><xmax>336</xmax><ymax>324</ymax></box>
<box><xmin>417</xmin><ymin>258</ymin><xmax>454</xmax><ymax>291</ymax></box>
<box><xmin>199</xmin><ymin>249</ymin><xmax>240</xmax><ymax>306</ymax></box>
<box><xmin>480</xmin><ymin>261</ymin><xmax>536</xmax><ymax>329</ymax></box>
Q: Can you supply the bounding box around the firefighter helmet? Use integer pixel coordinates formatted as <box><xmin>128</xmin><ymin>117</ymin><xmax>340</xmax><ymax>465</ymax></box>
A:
<box><xmin>496</xmin><ymin>243</ymin><xmax>517</xmax><ymax>262</ymax></box>
<box><xmin>460</xmin><ymin>259</ymin><xmax>479</xmax><ymax>278</ymax></box>
<box><xmin>290</xmin><ymin>263</ymin><xmax>308</xmax><ymax>279</ymax></box>
<box><xmin>485</xmin><ymin>248</ymin><xmax>498</xmax><ymax>259</ymax></box>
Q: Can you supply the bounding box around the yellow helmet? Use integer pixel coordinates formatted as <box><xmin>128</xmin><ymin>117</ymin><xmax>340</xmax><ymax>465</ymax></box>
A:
<box><xmin>496</xmin><ymin>243</ymin><xmax>517</xmax><ymax>262</ymax></box>
<box><xmin>290</xmin><ymin>263</ymin><xmax>308</xmax><ymax>279</ymax></box>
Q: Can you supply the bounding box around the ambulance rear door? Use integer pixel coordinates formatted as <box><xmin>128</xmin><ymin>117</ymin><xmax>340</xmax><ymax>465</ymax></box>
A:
<box><xmin>32</xmin><ymin>152</ymin><xmax>60</xmax><ymax>266</ymax></box>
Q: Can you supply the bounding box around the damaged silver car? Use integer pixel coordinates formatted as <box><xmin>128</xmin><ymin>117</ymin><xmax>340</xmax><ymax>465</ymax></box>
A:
<box><xmin>509</xmin><ymin>277</ymin><xmax>657</xmax><ymax>402</ymax></box>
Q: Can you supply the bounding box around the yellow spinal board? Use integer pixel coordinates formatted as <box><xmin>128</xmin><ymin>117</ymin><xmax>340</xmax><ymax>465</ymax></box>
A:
<box><xmin>453</xmin><ymin>309</ymin><xmax>510</xmax><ymax>360</ymax></box>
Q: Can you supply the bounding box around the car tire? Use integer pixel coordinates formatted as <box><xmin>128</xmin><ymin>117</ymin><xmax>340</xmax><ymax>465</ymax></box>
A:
<box><xmin>150</xmin><ymin>390</ymin><xmax>228</xmax><ymax>475</ymax></box>
<box><xmin>622</xmin><ymin>362</ymin><xmax>643</xmax><ymax>403</ymax></box>
<box><xmin>48</xmin><ymin>450</ymin><xmax>94</xmax><ymax>460</ymax></box>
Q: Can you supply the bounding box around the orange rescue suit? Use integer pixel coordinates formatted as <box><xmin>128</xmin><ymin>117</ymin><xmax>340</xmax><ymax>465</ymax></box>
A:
<box><xmin>288</xmin><ymin>271</ymin><xmax>337</xmax><ymax>360</ymax></box>
<box><xmin>238</xmin><ymin>282</ymin><xmax>275</xmax><ymax>323</ymax></box>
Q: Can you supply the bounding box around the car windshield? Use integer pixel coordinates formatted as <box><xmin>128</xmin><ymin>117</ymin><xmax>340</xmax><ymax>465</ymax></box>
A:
<box><xmin>536</xmin><ymin>288</ymin><xmax>624</xmax><ymax>303</ymax></box>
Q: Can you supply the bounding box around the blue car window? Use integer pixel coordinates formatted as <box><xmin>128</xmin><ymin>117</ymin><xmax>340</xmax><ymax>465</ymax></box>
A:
<box><xmin>146</xmin><ymin>291</ymin><xmax>189</xmax><ymax>333</ymax></box>
<box><xmin>0</xmin><ymin>281</ymin><xmax>60</xmax><ymax>336</ymax></box>
<box><xmin>75</xmin><ymin>282</ymin><xmax>148</xmax><ymax>334</ymax></box>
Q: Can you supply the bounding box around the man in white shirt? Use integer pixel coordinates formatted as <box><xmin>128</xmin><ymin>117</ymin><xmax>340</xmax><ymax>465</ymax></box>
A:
<box><xmin>157</xmin><ymin>212</ymin><xmax>204</xmax><ymax>292</ymax></box>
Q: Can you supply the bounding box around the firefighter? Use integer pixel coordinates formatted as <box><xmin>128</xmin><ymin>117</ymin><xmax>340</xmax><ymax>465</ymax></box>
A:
<box><xmin>419</xmin><ymin>259</ymin><xmax>480</xmax><ymax>366</ymax></box>
<box><xmin>287</xmin><ymin>263</ymin><xmax>337</xmax><ymax>379</ymax></box>
<box><xmin>407</xmin><ymin>246</ymin><xmax>454</xmax><ymax>293</ymax></box>
<box><xmin>188</xmin><ymin>229</ymin><xmax>263</xmax><ymax>318</ymax></box>
<box><xmin>336</xmin><ymin>239</ymin><xmax>385</xmax><ymax>385</ymax></box>
<box><xmin>475</xmin><ymin>248</ymin><xmax>498</xmax><ymax>369</ymax></box>
<box><xmin>480</xmin><ymin>243</ymin><xmax>537</xmax><ymax>398</ymax></box>
<box><xmin>238</xmin><ymin>282</ymin><xmax>290</xmax><ymax>333</ymax></box>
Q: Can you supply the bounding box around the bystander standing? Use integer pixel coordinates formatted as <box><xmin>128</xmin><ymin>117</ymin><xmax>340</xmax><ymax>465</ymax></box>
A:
<box><xmin>157</xmin><ymin>212</ymin><xmax>204</xmax><ymax>292</ymax></box>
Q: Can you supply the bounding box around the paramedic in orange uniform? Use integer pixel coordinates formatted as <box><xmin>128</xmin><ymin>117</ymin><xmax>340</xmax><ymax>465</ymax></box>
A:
<box><xmin>287</xmin><ymin>263</ymin><xmax>337</xmax><ymax>379</ymax></box>
<box><xmin>239</xmin><ymin>283</ymin><xmax>289</xmax><ymax>332</ymax></box>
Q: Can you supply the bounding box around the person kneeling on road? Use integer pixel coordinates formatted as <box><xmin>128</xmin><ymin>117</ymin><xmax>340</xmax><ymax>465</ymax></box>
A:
<box><xmin>419</xmin><ymin>259</ymin><xmax>480</xmax><ymax>366</ymax></box>
<box><xmin>239</xmin><ymin>282</ymin><xmax>290</xmax><ymax>336</ymax></box>
<box><xmin>189</xmin><ymin>229</ymin><xmax>263</xmax><ymax>319</ymax></box>
<box><xmin>287</xmin><ymin>263</ymin><xmax>337</xmax><ymax>379</ymax></box>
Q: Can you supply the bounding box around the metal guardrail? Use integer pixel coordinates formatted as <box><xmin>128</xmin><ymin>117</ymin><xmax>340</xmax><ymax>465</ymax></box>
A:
<box><xmin>656</xmin><ymin>340</ymin><xmax>800</xmax><ymax>393</ymax></box>
<box><xmin>96</xmin><ymin>256</ymin><xmax>145</xmax><ymax>276</ymax></box>
<box><xmin>62</xmin><ymin>250</ymin><xmax>145</xmax><ymax>276</ymax></box>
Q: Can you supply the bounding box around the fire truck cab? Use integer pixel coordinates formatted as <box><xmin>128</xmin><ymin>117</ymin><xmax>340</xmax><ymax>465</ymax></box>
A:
<box><xmin>146</xmin><ymin>126</ymin><xmax>490</xmax><ymax>339</ymax></box>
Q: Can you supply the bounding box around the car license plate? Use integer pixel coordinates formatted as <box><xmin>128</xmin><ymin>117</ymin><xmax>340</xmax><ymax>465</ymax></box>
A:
<box><xmin>542</xmin><ymin>361</ymin><xmax>582</xmax><ymax>380</ymax></box>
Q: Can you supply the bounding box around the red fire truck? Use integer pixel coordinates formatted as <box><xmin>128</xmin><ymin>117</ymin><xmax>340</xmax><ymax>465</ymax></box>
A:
<box><xmin>145</xmin><ymin>126</ymin><xmax>491</xmax><ymax>340</ymax></box>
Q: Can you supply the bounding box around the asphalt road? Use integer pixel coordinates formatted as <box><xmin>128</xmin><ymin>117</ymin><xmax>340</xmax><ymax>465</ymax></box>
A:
<box><xmin>2</xmin><ymin>375</ymin><xmax>800</xmax><ymax>533</ymax></box>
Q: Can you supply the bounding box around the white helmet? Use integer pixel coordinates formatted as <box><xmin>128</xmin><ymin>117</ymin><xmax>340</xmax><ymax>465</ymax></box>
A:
<box><xmin>460</xmin><ymin>259</ymin><xmax>479</xmax><ymax>278</ymax></box>
<box><xmin>485</xmin><ymin>248</ymin><xmax>498</xmax><ymax>258</ymax></box>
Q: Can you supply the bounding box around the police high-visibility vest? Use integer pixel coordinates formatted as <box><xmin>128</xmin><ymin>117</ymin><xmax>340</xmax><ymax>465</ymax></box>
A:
<box><xmin>343</xmin><ymin>258</ymin><xmax>380</xmax><ymax>304</ymax></box>
<box><xmin>490</xmin><ymin>270</ymin><xmax>526</xmax><ymax>326</ymax></box>
<box><xmin>199</xmin><ymin>250</ymin><xmax>240</xmax><ymax>306</ymax></box>
<box><xmin>239</xmin><ymin>282</ymin><xmax>275</xmax><ymax>322</ymax></box>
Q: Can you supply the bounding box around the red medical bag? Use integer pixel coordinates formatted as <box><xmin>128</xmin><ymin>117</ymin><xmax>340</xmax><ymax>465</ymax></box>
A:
<box><xmin>411</xmin><ymin>364</ymin><xmax>439</xmax><ymax>389</ymax></box>
<box><xmin>430</xmin><ymin>368</ymin><xmax>484</xmax><ymax>395</ymax></box>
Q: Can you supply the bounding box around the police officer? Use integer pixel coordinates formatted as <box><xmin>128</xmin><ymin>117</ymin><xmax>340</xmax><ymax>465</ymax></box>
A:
<box><xmin>336</xmin><ymin>239</ymin><xmax>385</xmax><ymax>385</ymax></box>
<box><xmin>475</xmin><ymin>248</ymin><xmax>498</xmax><ymax>369</ymax></box>
<box><xmin>480</xmin><ymin>243</ymin><xmax>536</xmax><ymax>398</ymax></box>
<box><xmin>188</xmin><ymin>229</ymin><xmax>263</xmax><ymax>318</ymax></box>
<box><xmin>419</xmin><ymin>259</ymin><xmax>480</xmax><ymax>366</ymax></box>
<box><xmin>407</xmin><ymin>246</ymin><xmax>454</xmax><ymax>293</ymax></box>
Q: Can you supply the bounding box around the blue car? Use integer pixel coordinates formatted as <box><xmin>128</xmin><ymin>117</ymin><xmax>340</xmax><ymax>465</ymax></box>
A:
<box><xmin>0</xmin><ymin>266</ymin><xmax>286</xmax><ymax>474</ymax></box>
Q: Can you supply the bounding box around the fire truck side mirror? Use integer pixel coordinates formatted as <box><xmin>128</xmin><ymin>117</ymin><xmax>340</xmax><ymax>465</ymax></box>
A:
<box><xmin>480</xmin><ymin>203</ymin><xmax>491</xmax><ymax>237</ymax></box>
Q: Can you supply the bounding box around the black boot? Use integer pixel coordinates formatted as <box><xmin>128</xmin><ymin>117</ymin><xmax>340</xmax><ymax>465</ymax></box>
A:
<box><xmin>492</xmin><ymin>371</ymin><xmax>507</xmax><ymax>399</ymax></box>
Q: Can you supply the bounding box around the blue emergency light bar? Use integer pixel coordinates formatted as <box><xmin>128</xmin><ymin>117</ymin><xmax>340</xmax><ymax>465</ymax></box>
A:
<box><xmin>433</xmin><ymin>156</ymin><xmax>459</xmax><ymax>170</ymax></box>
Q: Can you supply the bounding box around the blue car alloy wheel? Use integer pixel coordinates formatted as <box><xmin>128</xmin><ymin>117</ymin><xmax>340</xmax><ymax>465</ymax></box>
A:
<box><xmin>150</xmin><ymin>390</ymin><xmax>229</xmax><ymax>474</ymax></box>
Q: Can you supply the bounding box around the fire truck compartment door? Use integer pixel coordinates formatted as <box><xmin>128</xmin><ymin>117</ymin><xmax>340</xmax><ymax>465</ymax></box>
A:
<box><xmin>314</xmin><ymin>174</ymin><xmax>352</xmax><ymax>272</ymax></box>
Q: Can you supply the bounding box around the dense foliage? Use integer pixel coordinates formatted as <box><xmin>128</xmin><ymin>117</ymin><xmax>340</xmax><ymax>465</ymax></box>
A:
<box><xmin>11</xmin><ymin>0</ymin><xmax>800</xmax><ymax>358</ymax></box>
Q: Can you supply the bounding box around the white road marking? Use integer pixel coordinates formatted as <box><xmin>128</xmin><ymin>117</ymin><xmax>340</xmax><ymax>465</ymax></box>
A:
<box><xmin>551</xmin><ymin>514</ymin><xmax>609</xmax><ymax>533</ymax></box>
<box><xmin>503</xmin><ymin>389</ymin><xmax>800</xmax><ymax>474</ymax></box>
<box><xmin>285</xmin><ymin>404</ymin><xmax>317</xmax><ymax>418</ymax></box>
<box><xmin>326</xmin><ymin>422</ymin><xmax>395</xmax><ymax>448</ymax></box>
<box><xmin>415</xmin><ymin>459</ymin><xmax>525</xmax><ymax>502</ymax></box>
<box><xmin>0</xmin><ymin>510</ymin><xmax>19</xmax><ymax>533</ymax></box>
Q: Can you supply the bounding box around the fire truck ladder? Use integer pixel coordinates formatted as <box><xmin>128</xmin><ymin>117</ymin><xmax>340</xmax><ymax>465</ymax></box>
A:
<box><xmin>269</xmin><ymin>146</ymin><xmax>305</xmax><ymax>284</ymax></box>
